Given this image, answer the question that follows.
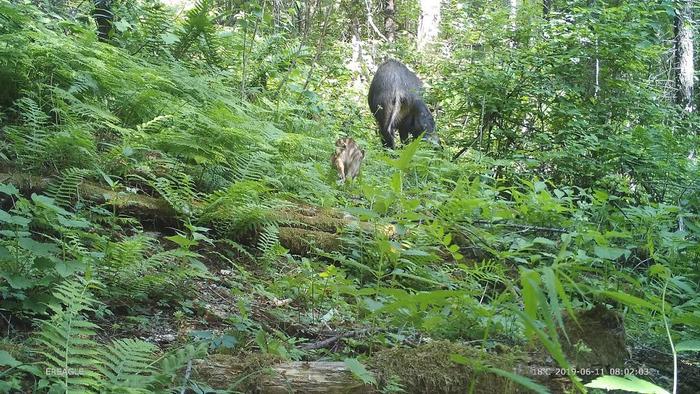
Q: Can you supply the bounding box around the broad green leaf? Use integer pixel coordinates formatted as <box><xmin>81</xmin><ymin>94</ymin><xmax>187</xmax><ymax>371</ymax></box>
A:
<box><xmin>594</xmin><ymin>245</ymin><xmax>629</xmax><ymax>260</ymax></box>
<box><xmin>676</xmin><ymin>340</ymin><xmax>700</xmax><ymax>352</ymax></box>
<box><xmin>55</xmin><ymin>260</ymin><xmax>82</xmax><ymax>277</ymax></box>
<box><xmin>394</xmin><ymin>137</ymin><xmax>421</xmax><ymax>171</ymax></box>
<box><xmin>0</xmin><ymin>209</ymin><xmax>30</xmax><ymax>226</ymax></box>
<box><xmin>390</xmin><ymin>171</ymin><xmax>402</xmax><ymax>193</ymax></box>
<box><xmin>533</xmin><ymin>237</ymin><xmax>557</xmax><ymax>247</ymax></box>
<box><xmin>520</xmin><ymin>269</ymin><xmax>540</xmax><ymax>322</ymax></box>
<box><xmin>31</xmin><ymin>194</ymin><xmax>70</xmax><ymax>216</ymax></box>
<box><xmin>343</xmin><ymin>358</ymin><xmax>376</xmax><ymax>385</ymax></box>
<box><xmin>585</xmin><ymin>375</ymin><xmax>669</xmax><ymax>394</ymax></box>
<box><xmin>33</xmin><ymin>256</ymin><xmax>55</xmax><ymax>270</ymax></box>
<box><xmin>0</xmin><ymin>183</ymin><xmax>19</xmax><ymax>197</ymax></box>
<box><xmin>161</xmin><ymin>32</ymin><xmax>179</xmax><ymax>44</ymax></box>
<box><xmin>534</xmin><ymin>181</ymin><xmax>547</xmax><ymax>193</ymax></box>
<box><xmin>0</xmin><ymin>245</ymin><xmax>12</xmax><ymax>260</ymax></box>
<box><xmin>113</xmin><ymin>19</ymin><xmax>131</xmax><ymax>32</ymax></box>
<box><xmin>0</xmin><ymin>350</ymin><xmax>20</xmax><ymax>367</ymax></box>
<box><xmin>489</xmin><ymin>367</ymin><xmax>550</xmax><ymax>394</ymax></box>
<box><xmin>56</xmin><ymin>215</ymin><xmax>90</xmax><ymax>229</ymax></box>
<box><xmin>542</xmin><ymin>267</ymin><xmax>567</xmax><ymax>340</ymax></box>
<box><xmin>600</xmin><ymin>291</ymin><xmax>660</xmax><ymax>312</ymax></box>
<box><xmin>1</xmin><ymin>272</ymin><xmax>33</xmax><ymax>289</ymax></box>
<box><xmin>165</xmin><ymin>234</ymin><xmax>197</xmax><ymax>249</ymax></box>
<box><xmin>18</xmin><ymin>238</ymin><xmax>57</xmax><ymax>257</ymax></box>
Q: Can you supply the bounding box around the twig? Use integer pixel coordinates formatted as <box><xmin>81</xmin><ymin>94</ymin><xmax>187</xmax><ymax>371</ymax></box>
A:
<box><xmin>241</xmin><ymin>0</ymin><xmax>267</xmax><ymax>96</ymax></box>
<box><xmin>472</xmin><ymin>220</ymin><xmax>567</xmax><ymax>233</ymax></box>
<box><xmin>179</xmin><ymin>359</ymin><xmax>193</xmax><ymax>394</ymax></box>
<box><xmin>301</xmin><ymin>2</ymin><xmax>333</xmax><ymax>92</ymax></box>
<box><xmin>364</xmin><ymin>0</ymin><xmax>387</xmax><ymax>41</ymax></box>
<box><xmin>300</xmin><ymin>329</ymin><xmax>370</xmax><ymax>350</ymax></box>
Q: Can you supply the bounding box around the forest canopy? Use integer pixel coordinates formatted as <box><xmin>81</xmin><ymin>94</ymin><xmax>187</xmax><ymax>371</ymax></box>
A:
<box><xmin>0</xmin><ymin>0</ymin><xmax>698</xmax><ymax>393</ymax></box>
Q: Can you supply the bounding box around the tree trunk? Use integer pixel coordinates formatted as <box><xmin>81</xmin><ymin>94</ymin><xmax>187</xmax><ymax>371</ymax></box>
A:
<box><xmin>673</xmin><ymin>0</ymin><xmax>696</xmax><ymax>232</ymax></box>
<box><xmin>543</xmin><ymin>0</ymin><xmax>552</xmax><ymax>17</ymax></box>
<box><xmin>674</xmin><ymin>0</ymin><xmax>695</xmax><ymax>112</ymax></box>
<box><xmin>273</xmin><ymin>0</ymin><xmax>281</xmax><ymax>31</ymax></box>
<box><xmin>349</xmin><ymin>18</ymin><xmax>368</xmax><ymax>92</ymax></box>
<box><xmin>417</xmin><ymin>0</ymin><xmax>441</xmax><ymax>51</ymax></box>
<box><xmin>93</xmin><ymin>0</ymin><xmax>113</xmax><ymax>42</ymax></box>
<box><xmin>384</xmin><ymin>0</ymin><xmax>396</xmax><ymax>42</ymax></box>
<box><xmin>508</xmin><ymin>0</ymin><xmax>517</xmax><ymax>47</ymax></box>
<box><xmin>588</xmin><ymin>0</ymin><xmax>600</xmax><ymax>97</ymax></box>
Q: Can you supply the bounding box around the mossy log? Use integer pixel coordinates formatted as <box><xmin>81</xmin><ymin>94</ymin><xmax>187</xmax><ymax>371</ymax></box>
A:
<box><xmin>194</xmin><ymin>357</ymin><xmax>374</xmax><ymax>393</ymax></box>
<box><xmin>195</xmin><ymin>343</ymin><xmax>528</xmax><ymax>393</ymax></box>
<box><xmin>0</xmin><ymin>172</ymin><xmax>177</xmax><ymax>217</ymax></box>
<box><xmin>194</xmin><ymin>307</ymin><xmax>634</xmax><ymax>393</ymax></box>
<box><xmin>0</xmin><ymin>172</ymin><xmax>369</xmax><ymax>255</ymax></box>
<box><xmin>278</xmin><ymin>227</ymin><xmax>343</xmax><ymax>255</ymax></box>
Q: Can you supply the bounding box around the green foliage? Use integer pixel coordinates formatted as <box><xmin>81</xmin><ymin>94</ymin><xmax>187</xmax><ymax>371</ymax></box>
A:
<box><xmin>0</xmin><ymin>0</ymin><xmax>698</xmax><ymax>392</ymax></box>
<box><xmin>98</xmin><ymin>338</ymin><xmax>158</xmax><ymax>392</ymax></box>
<box><xmin>586</xmin><ymin>375</ymin><xmax>670</xmax><ymax>394</ymax></box>
<box><xmin>174</xmin><ymin>0</ymin><xmax>222</xmax><ymax>66</ymax></box>
<box><xmin>32</xmin><ymin>278</ymin><xmax>206</xmax><ymax>392</ymax></box>
<box><xmin>344</xmin><ymin>357</ymin><xmax>377</xmax><ymax>386</ymax></box>
<box><xmin>35</xmin><ymin>279</ymin><xmax>103</xmax><ymax>392</ymax></box>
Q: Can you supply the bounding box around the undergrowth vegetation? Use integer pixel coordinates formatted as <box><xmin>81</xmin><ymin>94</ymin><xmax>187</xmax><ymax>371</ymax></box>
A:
<box><xmin>0</xmin><ymin>0</ymin><xmax>698</xmax><ymax>393</ymax></box>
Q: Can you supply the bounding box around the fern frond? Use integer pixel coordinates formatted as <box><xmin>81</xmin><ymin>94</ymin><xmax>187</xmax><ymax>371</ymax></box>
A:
<box><xmin>199</xmin><ymin>180</ymin><xmax>290</xmax><ymax>235</ymax></box>
<box><xmin>51</xmin><ymin>86</ymin><xmax>120</xmax><ymax>125</ymax></box>
<box><xmin>229</xmin><ymin>151</ymin><xmax>276</xmax><ymax>182</ymax></box>
<box><xmin>98</xmin><ymin>338</ymin><xmax>157</xmax><ymax>392</ymax></box>
<box><xmin>217</xmin><ymin>238</ymin><xmax>255</xmax><ymax>261</ymax></box>
<box><xmin>138</xmin><ymin>3</ymin><xmax>175</xmax><ymax>58</ymax></box>
<box><xmin>136</xmin><ymin>115</ymin><xmax>172</xmax><ymax>134</ymax></box>
<box><xmin>151</xmin><ymin>172</ymin><xmax>197</xmax><ymax>216</ymax></box>
<box><xmin>68</xmin><ymin>73</ymin><xmax>100</xmax><ymax>96</ymax></box>
<box><xmin>46</xmin><ymin>168</ymin><xmax>92</xmax><ymax>208</ymax></box>
<box><xmin>4</xmin><ymin>97</ymin><xmax>51</xmax><ymax>166</ymax></box>
<box><xmin>173</xmin><ymin>0</ymin><xmax>222</xmax><ymax>66</ymax></box>
<box><xmin>35</xmin><ymin>279</ymin><xmax>103</xmax><ymax>392</ymax></box>
<box><xmin>257</xmin><ymin>223</ymin><xmax>280</xmax><ymax>255</ymax></box>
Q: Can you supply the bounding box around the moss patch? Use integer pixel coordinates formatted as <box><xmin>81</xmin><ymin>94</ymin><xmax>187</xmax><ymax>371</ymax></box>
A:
<box><xmin>369</xmin><ymin>341</ymin><xmax>523</xmax><ymax>393</ymax></box>
<box><xmin>278</xmin><ymin>227</ymin><xmax>342</xmax><ymax>255</ymax></box>
<box><xmin>562</xmin><ymin>304</ymin><xmax>627</xmax><ymax>369</ymax></box>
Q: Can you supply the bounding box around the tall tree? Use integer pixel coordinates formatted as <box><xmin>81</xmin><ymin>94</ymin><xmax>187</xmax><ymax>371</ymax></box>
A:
<box><xmin>417</xmin><ymin>0</ymin><xmax>442</xmax><ymax>50</ymax></box>
<box><xmin>384</xmin><ymin>0</ymin><xmax>396</xmax><ymax>42</ymax></box>
<box><xmin>674</xmin><ymin>0</ymin><xmax>695</xmax><ymax>113</ymax></box>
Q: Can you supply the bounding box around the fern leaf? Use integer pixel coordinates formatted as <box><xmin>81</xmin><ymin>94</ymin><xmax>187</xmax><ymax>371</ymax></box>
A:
<box><xmin>99</xmin><ymin>339</ymin><xmax>157</xmax><ymax>391</ymax></box>
<box><xmin>35</xmin><ymin>279</ymin><xmax>103</xmax><ymax>393</ymax></box>
<box><xmin>46</xmin><ymin>168</ymin><xmax>92</xmax><ymax>208</ymax></box>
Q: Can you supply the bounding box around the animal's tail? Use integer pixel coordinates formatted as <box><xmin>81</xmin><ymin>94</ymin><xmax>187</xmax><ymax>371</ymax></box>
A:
<box><xmin>385</xmin><ymin>91</ymin><xmax>402</xmax><ymax>133</ymax></box>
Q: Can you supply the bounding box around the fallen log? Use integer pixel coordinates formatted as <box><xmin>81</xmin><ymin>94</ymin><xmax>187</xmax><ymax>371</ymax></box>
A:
<box><xmin>0</xmin><ymin>172</ymin><xmax>176</xmax><ymax>217</ymax></box>
<box><xmin>195</xmin><ymin>357</ymin><xmax>373</xmax><ymax>393</ymax></box>
<box><xmin>194</xmin><ymin>342</ymin><xmax>527</xmax><ymax>393</ymax></box>
<box><xmin>193</xmin><ymin>306</ymin><xmax>636</xmax><ymax>393</ymax></box>
<box><xmin>0</xmin><ymin>172</ymin><xmax>368</xmax><ymax>255</ymax></box>
<box><xmin>278</xmin><ymin>226</ymin><xmax>343</xmax><ymax>255</ymax></box>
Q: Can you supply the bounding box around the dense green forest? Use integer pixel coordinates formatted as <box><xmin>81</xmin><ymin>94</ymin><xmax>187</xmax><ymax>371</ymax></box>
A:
<box><xmin>0</xmin><ymin>0</ymin><xmax>698</xmax><ymax>392</ymax></box>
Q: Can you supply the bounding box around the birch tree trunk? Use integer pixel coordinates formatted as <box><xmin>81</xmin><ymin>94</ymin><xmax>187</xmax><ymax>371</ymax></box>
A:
<box><xmin>509</xmin><ymin>0</ymin><xmax>517</xmax><ymax>29</ymax></box>
<box><xmin>674</xmin><ymin>0</ymin><xmax>695</xmax><ymax>113</ymax></box>
<box><xmin>417</xmin><ymin>0</ymin><xmax>441</xmax><ymax>51</ymax></box>
<box><xmin>673</xmin><ymin>0</ymin><xmax>695</xmax><ymax>233</ymax></box>
<box><xmin>384</xmin><ymin>0</ymin><xmax>396</xmax><ymax>42</ymax></box>
<box><xmin>508</xmin><ymin>0</ymin><xmax>517</xmax><ymax>47</ymax></box>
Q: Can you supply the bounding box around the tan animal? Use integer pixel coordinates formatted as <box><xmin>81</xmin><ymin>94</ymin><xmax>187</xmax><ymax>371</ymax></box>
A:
<box><xmin>331</xmin><ymin>137</ymin><xmax>365</xmax><ymax>183</ymax></box>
